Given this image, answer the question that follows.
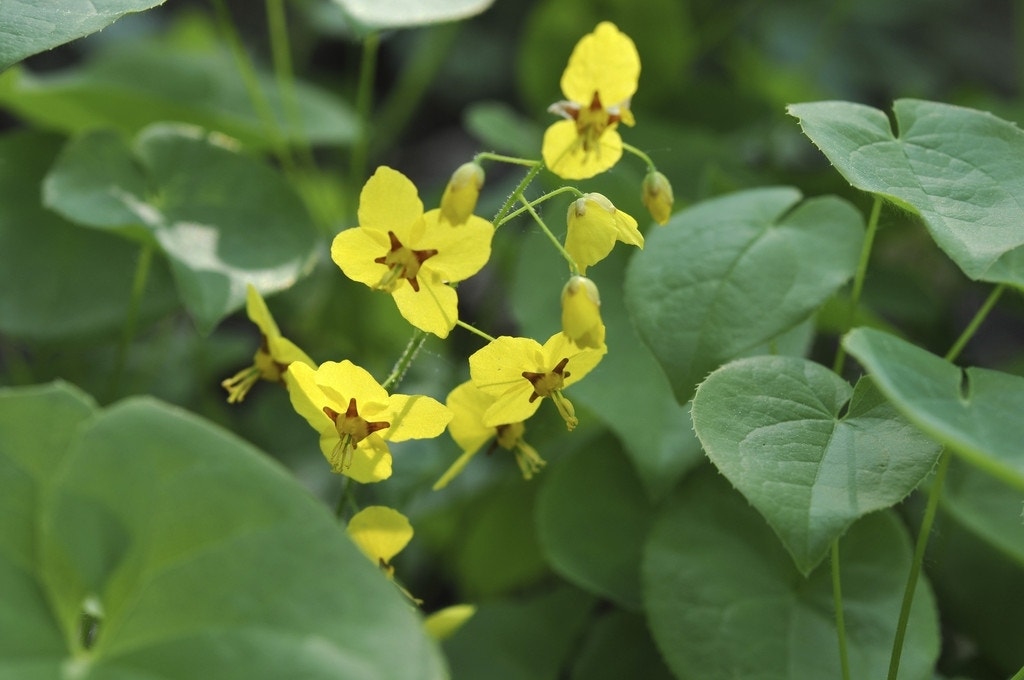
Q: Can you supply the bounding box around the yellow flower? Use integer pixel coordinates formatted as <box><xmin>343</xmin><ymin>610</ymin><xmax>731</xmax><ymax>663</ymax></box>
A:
<box><xmin>433</xmin><ymin>381</ymin><xmax>545</xmax><ymax>489</ymax></box>
<box><xmin>469</xmin><ymin>332</ymin><xmax>605</xmax><ymax>431</ymax></box>
<box><xmin>440</xmin><ymin>161</ymin><xmax>485</xmax><ymax>226</ymax></box>
<box><xmin>543</xmin><ymin>22</ymin><xmax>641</xmax><ymax>179</ymax></box>
<box><xmin>287</xmin><ymin>360</ymin><xmax>451</xmax><ymax>483</ymax></box>
<box><xmin>641</xmin><ymin>170</ymin><xmax>674</xmax><ymax>225</ymax></box>
<box><xmin>565</xmin><ymin>193</ymin><xmax>643</xmax><ymax>274</ymax></box>
<box><xmin>332</xmin><ymin>166</ymin><xmax>494</xmax><ymax>338</ymax></box>
<box><xmin>424</xmin><ymin>604</ymin><xmax>477</xmax><ymax>641</ymax></box>
<box><xmin>561</xmin><ymin>276</ymin><xmax>605</xmax><ymax>349</ymax></box>
<box><xmin>346</xmin><ymin>506</ymin><xmax>413</xmax><ymax>578</ymax></box>
<box><xmin>221</xmin><ymin>284</ymin><xmax>315</xmax><ymax>403</ymax></box>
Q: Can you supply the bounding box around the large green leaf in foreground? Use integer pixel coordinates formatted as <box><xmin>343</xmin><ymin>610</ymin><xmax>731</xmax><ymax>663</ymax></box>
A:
<box><xmin>625</xmin><ymin>187</ymin><xmax>863</xmax><ymax>404</ymax></box>
<box><xmin>43</xmin><ymin>125</ymin><xmax>320</xmax><ymax>334</ymax></box>
<box><xmin>0</xmin><ymin>382</ymin><xmax>444</xmax><ymax>679</ymax></box>
<box><xmin>843</xmin><ymin>327</ymin><xmax>1024</xmax><ymax>490</ymax></box>
<box><xmin>0</xmin><ymin>0</ymin><xmax>165</xmax><ymax>71</ymax></box>
<box><xmin>789</xmin><ymin>99</ymin><xmax>1024</xmax><ymax>290</ymax></box>
<box><xmin>692</xmin><ymin>355</ymin><xmax>941</xmax><ymax>575</ymax></box>
<box><xmin>643</xmin><ymin>467</ymin><xmax>940</xmax><ymax>680</ymax></box>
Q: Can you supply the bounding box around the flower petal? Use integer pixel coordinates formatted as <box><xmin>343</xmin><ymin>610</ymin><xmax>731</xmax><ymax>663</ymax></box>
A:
<box><xmin>332</xmin><ymin>226</ymin><xmax>391</xmax><ymax>288</ymax></box>
<box><xmin>287</xmin><ymin>361</ymin><xmax>334</xmax><ymax>434</ymax></box>
<box><xmin>422</xmin><ymin>210</ymin><xmax>494</xmax><ymax>282</ymax></box>
<box><xmin>385</xmin><ymin>393</ymin><xmax>451</xmax><ymax>442</ymax></box>
<box><xmin>316</xmin><ymin>360</ymin><xmax>390</xmax><ymax>407</ymax></box>
<box><xmin>391</xmin><ymin>275</ymin><xmax>459</xmax><ymax>338</ymax></box>
<box><xmin>318</xmin><ymin>430</ymin><xmax>393</xmax><ymax>482</ymax></box>
<box><xmin>245</xmin><ymin>284</ymin><xmax>280</xmax><ymax>339</ymax></box>
<box><xmin>347</xmin><ymin>505</ymin><xmax>413</xmax><ymax>564</ymax></box>
<box><xmin>469</xmin><ymin>336</ymin><xmax>547</xmax><ymax>397</ymax></box>
<box><xmin>542</xmin><ymin>332</ymin><xmax>606</xmax><ymax>388</ymax></box>
<box><xmin>481</xmin><ymin>384</ymin><xmax>542</xmax><ymax>427</ymax></box>
<box><xmin>542</xmin><ymin>120</ymin><xmax>622</xmax><ymax>180</ymax></box>
<box><xmin>560</xmin><ymin>22</ymin><xmax>641</xmax><ymax>107</ymax></box>
<box><xmin>357</xmin><ymin>166</ymin><xmax>423</xmax><ymax>233</ymax></box>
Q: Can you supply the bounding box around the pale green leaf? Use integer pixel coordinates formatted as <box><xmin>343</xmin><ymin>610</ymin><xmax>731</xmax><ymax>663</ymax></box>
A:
<box><xmin>335</xmin><ymin>0</ymin><xmax>494</xmax><ymax>29</ymax></box>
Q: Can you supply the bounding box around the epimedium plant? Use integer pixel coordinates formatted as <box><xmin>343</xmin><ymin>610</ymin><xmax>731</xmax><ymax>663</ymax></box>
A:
<box><xmin>1</xmin><ymin>3</ymin><xmax>1024</xmax><ymax>680</ymax></box>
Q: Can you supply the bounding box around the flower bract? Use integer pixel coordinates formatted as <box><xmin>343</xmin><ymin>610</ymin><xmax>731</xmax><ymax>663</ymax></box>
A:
<box><xmin>346</xmin><ymin>505</ymin><xmax>413</xmax><ymax>578</ymax></box>
<box><xmin>469</xmin><ymin>332</ymin><xmax>605</xmax><ymax>430</ymax></box>
<box><xmin>287</xmin><ymin>359</ymin><xmax>451</xmax><ymax>483</ymax></box>
<box><xmin>565</xmin><ymin>193</ymin><xmax>643</xmax><ymax>274</ymax></box>
<box><xmin>433</xmin><ymin>381</ymin><xmax>545</xmax><ymax>490</ymax></box>
<box><xmin>332</xmin><ymin>166</ymin><xmax>494</xmax><ymax>338</ymax></box>
<box><xmin>542</xmin><ymin>22</ymin><xmax>641</xmax><ymax>179</ymax></box>
<box><xmin>220</xmin><ymin>284</ymin><xmax>314</xmax><ymax>403</ymax></box>
<box><xmin>561</xmin><ymin>275</ymin><xmax>606</xmax><ymax>349</ymax></box>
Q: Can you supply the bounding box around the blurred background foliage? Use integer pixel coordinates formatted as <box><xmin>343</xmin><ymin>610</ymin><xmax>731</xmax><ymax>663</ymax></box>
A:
<box><xmin>2</xmin><ymin>0</ymin><xmax>1023</xmax><ymax>677</ymax></box>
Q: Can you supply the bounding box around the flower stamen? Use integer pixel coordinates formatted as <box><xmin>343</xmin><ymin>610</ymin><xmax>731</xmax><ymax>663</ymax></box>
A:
<box><xmin>521</xmin><ymin>357</ymin><xmax>572</xmax><ymax>403</ymax></box>
<box><xmin>374</xmin><ymin>231</ymin><xmax>438</xmax><ymax>293</ymax></box>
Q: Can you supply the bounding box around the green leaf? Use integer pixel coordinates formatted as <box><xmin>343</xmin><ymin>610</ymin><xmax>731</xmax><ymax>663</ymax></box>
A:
<box><xmin>692</xmin><ymin>355</ymin><xmax>941</xmax><ymax>575</ymax></box>
<box><xmin>789</xmin><ymin>99</ymin><xmax>1024</xmax><ymax>289</ymax></box>
<box><xmin>0</xmin><ymin>382</ymin><xmax>445</xmax><ymax>679</ymax></box>
<box><xmin>442</xmin><ymin>586</ymin><xmax>594</xmax><ymax>680</ymax></box>
<box><xmin>43</xmin><ymin>125</ymin><xmax>320</xmax><ymax>334</ymax></box>
<box><xmin>625</xmin><ymin>187</ymin><xmax>864</xmax><ymax>404</ymax></box>
<box><xmin>334</xmin><ymin>0</ymin><xmax>495</xmax><ymax>29</ymax></box>
<box><xmin>511</xmin><ymin>226</ymin><xmax>702</xmax><ymax>501</ymax></box>
<box><xmin>0</xmin><ymin>0</ymin><xmax>166</xmax><ymax>70</ymax></box>
<box><xmin>570</xmin><ymin>611</ymin><xmax>674</xmax><ymax>680</ymax></box>
<box><xmin>535</xmin><ymin>438</ymin><xmax>654</xmax><ymax>610</ymax></box>
<box><xmin>643</xmin><ymin>466</ymin><xmax>940</xmax><ymax>680</ymax></box>
<box><xmin>0</xmin><ymin>130</ymin><xmax>177</xmax><ymax>341</ymax></box>
<box><xmin>0</xmin><ymin>42</ymin><xmax>357</xmax><ymax>149</ymax></box>
<box><xmin>843</xmin><ymin>327</ymin><xmax>1024</xmax><ymax>491</ymax></box>
<box><xmin>464</xmin><ymin>100</ymin><xmax>543</xmax><ymax>159</ymax></box>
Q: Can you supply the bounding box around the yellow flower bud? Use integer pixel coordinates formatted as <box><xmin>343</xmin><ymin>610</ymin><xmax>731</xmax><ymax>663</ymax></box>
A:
<box><xmin>564</xmin><ymin>193</ymin><xmax>643</xmax><ymax>273</ymax></box>
<box><xmin>561</xmin><ymin>275</ymin><xmax>605</xmax><ymax>349</ymax></box>
<box><xmin>440</xmin><ymin>161</ymin><xmax>485</xmax><ymax>226</ymax></box>
<box><xmin>641</xmin><ymin>170</ymin><xmax>674</xmax><ymax>225</ymax></box>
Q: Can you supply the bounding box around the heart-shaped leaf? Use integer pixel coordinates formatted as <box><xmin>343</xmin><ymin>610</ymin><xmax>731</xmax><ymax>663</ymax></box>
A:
<box><xmin>0</xmin><ymin>0</ymin><xmax>165</xmax><ymax>70</ymax></box>
<box><xmin>535</xmin><ymin>438</ymin><xmax>654</xmax><ymax>610</ymax></box>
<box><xmin>43</xmin><ymin>125</ymin><xmax>320</xmax><ymax>334</ymax></box>
<box><xmin>0</xmin><ymin>382</ymin><xmax>445</xmax><ymax>678</ymax></box>
<box><xmin>789</xmin><ymin>99</ymin><xmax>1024</xmax><ymax>289</ymax></box>
<box><xmin>0</xmin><ymin>131</ymin><xmax>177</xmax><ymax>341</ymax></box>
<box><xmin>643</xmin><ymin>466</ymin><xmax>940</xmax><ymax>680</ymax></box>
<box><xmin>692</xmin><ymin>355</ymin><xmax>941</xmax><ymax>575</ymax></box>
<box><xmin>625</xmin><ymin>187</ymin><xmax>863</xmax><ymax>404</ymax></box>
<box><xmin>843</xmin><ymin>326</ymin><xmax>1024</xmax><ymax>490</ymax></box>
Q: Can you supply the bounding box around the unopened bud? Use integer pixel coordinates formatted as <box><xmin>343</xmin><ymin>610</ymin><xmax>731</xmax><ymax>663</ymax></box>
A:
<box><xmin>440</xmin><ymin>162</ymin><xmax>485</xmax><ymax>226</ymax></box>
<box><xmin>565</xmin><ymin>193</ymin><xmax>642</xmax><ymax>273</ymax></box>
<box><xmin>561</xmin><ymin>275</ymin><xmax>605</xmax><ymax>349</ymax></box>
<box><xmin>641</xmin><ymin>170</ymin><xmax>674</xmax><ymax>225</ymax></box>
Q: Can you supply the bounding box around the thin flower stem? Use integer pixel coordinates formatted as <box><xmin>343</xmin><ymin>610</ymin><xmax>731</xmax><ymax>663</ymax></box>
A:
<box><xmin>474</xmin><ymin>151</ymin><xmax>541</xmax><ymax>168</ymax></box>
<box><xmin>107</xmin><ymin>241</ymin><xmax>154</xmax><ymax>401</ymax></box>
<box><xmin>944</xmin><ymin>283</ymin><xmax>1006</xmax><ymax>363</ymax></box>
<box><xmin>831</xmin><ymin>541</ymin><xmax>852</xmax><ymax>680</ymax></box>
<box><xmin>888</xmin><ymin>450</ymin><xmax>951</xmax><ymax>680</ymax></box>
<box><xmin>621</xmin><ymin>141</ymin><xmax>656</xmax><ymax>170</ymax></box>
<box><xmin>456</xmin><ymin>319</ymin><xmax>497</xmax><ymax>344</ymax></box>
<box><xmin>493</xmin><ymin>162</ymin><xmax>544</xmax><ymax>226</ymax></box>
<box><xmin>265</xmin><ymin>0</ymin><xmax>316</xmax><ymax>170</ymax></box>
<box><xmin>496</xmin><ymin>186</ymin><xmax>585</xmax><ymax>227</ymax></box>
<box><xmin>381</xmin><ymin>329</ymin><xmax>427</xmax><ymax>391</ymax></box>
<box><xmin>833</xmin><ymin>196</ymin><xmax>882</xmax><ymax>376</ymax></box>
<box><xmin>350</xmin><ymin>31</ymin><xmax>380</xmax><ymax>188</ymax></box>
<box><xmin>520</xmin><ymin>195</ymin><xmax>578</xmax><ymax>274</ymax></box>
<box><xmin>335</xmin><ymin>475</ymin><xmax>355</xmax><ymax>520</ymax></box>
<box><xmin>211</xmin><ymin>0</ymin><xmax>295</xmax><ymax>174</ymax></box>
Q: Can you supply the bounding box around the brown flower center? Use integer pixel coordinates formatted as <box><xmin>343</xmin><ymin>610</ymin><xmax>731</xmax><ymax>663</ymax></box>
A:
<box><xmin>374</xmin><ymin>231</ymin><xmax>438</xmax><ymax>292</ymax></box>
<box><xmin>521</xmin><ymin>357</ymin><xmax>571</xmax><ymax>403</ymax></box>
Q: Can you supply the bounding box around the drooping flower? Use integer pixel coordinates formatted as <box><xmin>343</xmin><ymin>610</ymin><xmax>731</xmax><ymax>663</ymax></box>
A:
<box><xmin>641</xmin><ymin>169</ymin><xmax>674</xmax><ymax>225</ymax></box>
<box><xmin>346</xmin><ymin>506</ymin><xmax>414</xmax><ymax>579</ymax></box>
<box><xmin>433</xmin><ymin>381</ymin><xmax>545</xmax><ymax>490</ymax></box>
<box><xmin>439</xmin><ymin>161</ymin><xmax>485</xmax><ymax>226</ymax></box>
<box><xmin>332</xmin><ymin>166</ymin><xmax>494</xmax><ymax>338</ymax></box>
<box><xmin>565</xmin><ymin>193</ymin><xmax>643</xmax><ymax>273</ymax></box>
<box><xmin>221</xmin><ymin>284</ymin><xmax>315</xmax><ymax>403</ymax></box>
<box><xmin>469</xmin><ymin>332</ymin><xmax>605</xmax><ymax>431</ymax></box>
<box><xmin>543</xmin><ymin>22</ymin><xmax>641</xmax><ymax>180</ymax></box>
<box><xmin>561</xmin><ymin>276</ymin><xmax>605</xmax><ymax>349</ymax></box>
<box><xmin>287</xmin><ymin>359</ymin><xmax>451</xmax><ymax>483</ymax></box>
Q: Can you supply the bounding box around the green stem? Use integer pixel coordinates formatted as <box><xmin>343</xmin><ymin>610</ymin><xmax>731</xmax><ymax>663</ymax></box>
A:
<box><xmin>456</xmin><ymin>319</ymin><xmax>498</xmax><ymax>343</ymax></box>
<box><xmin>833</xmin><ymin>196</ymin><xmax>882</xmax><ymax>375</ymax></box>
<box><xmin>944</xmin><ymin>283</ymin><xmax>1006</xmax><ymax>363</ymax></box>
<box><xmin>107</xmin><ymin>242</ymin><xmax>154</xmax><ymax>401</ymax></box>
<box><xmin>265</xmin><ymin>0</ymin><xmax>314</xmax><ymax>168</ymax></box>
<box><xmin>888</xmin><ymin>450</ymin><xmax>951</xmax><ymax>680</ymax></box>
<box><xmin>474</xmin><ymin>151</ymin><xmax>541</xmax><ymax>168</ymax></box>
<box><xmin>520</xmin><ymin>194</ymin><xmax>578</xmax><ymax>274</ymax></box>
<box><xmin>381</xmin><ymin>329</ymin><xmax>426</xmax><ymax>391</ymax></box>
<box><xmin>211</xmin><ymin>0</ymin><xmax>294</xmax><ymax>173</ymax></box>
<box><xmin>493</xmin><ymin>162</ymin><xmax>544</xmax><ymax>225</ymax></box>
<box><xmin>335</xmin><ymin>475</ymin><xmax>355</xmax><ymax>520</ymax></box>
<box><xmin>621</xmin><ymin>141</ymin><xmax>656</xmax><ymax>171</ymax></box>
<box><xmin>831</xmin><ymin>540</ymin><xmax>851</xmax><ymax>680</ymax></box>
<box><xmin>350</xmin><ymin>31</ymin><xmax>380</xmax><ymax>188</ymax></box>
<box><xmin>496</xmin><ymin>186</ymin><xmax>584</xmax><ymax>228</ymax></box>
